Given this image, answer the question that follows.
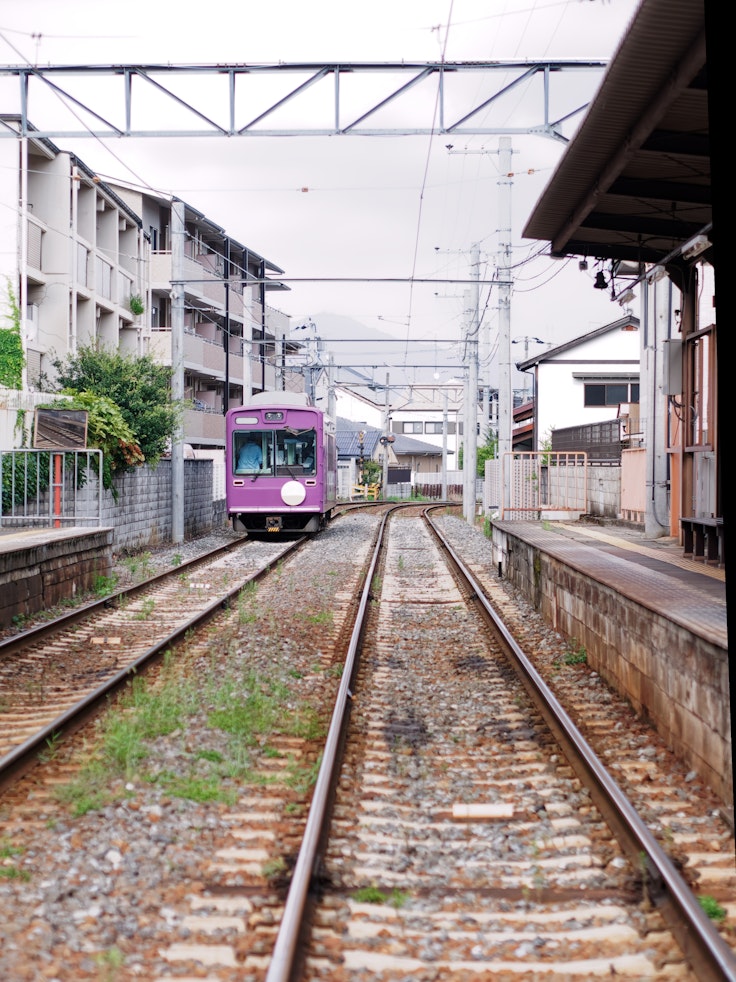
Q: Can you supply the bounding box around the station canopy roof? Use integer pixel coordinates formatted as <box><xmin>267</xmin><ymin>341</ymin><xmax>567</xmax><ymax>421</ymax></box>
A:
<box><xmin>522</xmin><ymin>0</ymin><xmax>709</xmax><ymax>268</ymax></box>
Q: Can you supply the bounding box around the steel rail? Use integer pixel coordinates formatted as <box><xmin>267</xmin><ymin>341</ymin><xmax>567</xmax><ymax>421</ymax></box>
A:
<box><xmin>0</xmin><ymin>535</ymin><xmax>250</xmax><ymax>658</ymax></box>
<box><xmin>424</xmin><ymin>508</ymin><xmax>736</xmax><ymax>982</ymax></box>
<box><xmin>0</xmin><ymin>536</ymin><xmax>306</xmax><ymax>793</ymax></box>
<box><xmin>265</xmin><ymin>505</ymin><xmax>411</xmax><ymax>982</ymax></box>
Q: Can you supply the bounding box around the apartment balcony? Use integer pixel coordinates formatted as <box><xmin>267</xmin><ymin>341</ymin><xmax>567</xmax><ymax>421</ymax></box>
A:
<box><xmin>183</xmin><ymin>406</ymin><xmax>226</xmax><ymax>445</ymax></box>
<box><xmin>151</xmin><ymin>252</ymin><xmax>250</xmax><ymax>319</ymax></box>
<box><xmin>26</xmin><ymin>216</ymin><xmax>45</xmax><ymax>276</ymax></box>
<box><xmin>147</xmin><ymin>327</ymin><xmax>274</xmax><ymax>388</ymax></box>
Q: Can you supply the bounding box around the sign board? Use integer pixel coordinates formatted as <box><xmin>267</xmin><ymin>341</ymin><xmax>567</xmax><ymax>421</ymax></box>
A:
<box><xmin>33</xmin><ymin>409</ymin><xmax>88</xmax><ymax>449</ymax></box>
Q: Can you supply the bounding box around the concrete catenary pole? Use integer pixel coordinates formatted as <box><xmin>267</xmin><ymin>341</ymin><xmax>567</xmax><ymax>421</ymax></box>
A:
<box><xmin>327</xmin><ymin>353</ymin><xmax>336</xmax><ymax>421</ymax></box>
<box><xmin>463</xmin><ymin>244</ymin><xmax>480</xmax><ymax>525</ymax></box>
<box><xmin>171</xmin><ymin>198</ymin><xmax>186</xmax><ymax>545</ymax></box>
<box><xmin>496</xmin><ymin>138</ymin><xmax>513</xmax><ymax>515</ymax></box>
<box><xmin>644</xmin><ymin>275</ymin><xmax>672</xmax><ymax>537</ymax></box>
<box><xmin>382</xmin><ymin>373</ymin><xmax>390</xmax><ymax>492</ymax></box>
<box><xmin>441</xmin><ymin>390</ymin><xmax>448</xmax><ymax>501</ymax></box>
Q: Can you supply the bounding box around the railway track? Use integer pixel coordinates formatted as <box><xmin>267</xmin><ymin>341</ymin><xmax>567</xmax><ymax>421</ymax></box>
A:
<box><xmin>268</xmin><ymin>508</ymin><xmax>736</xmax><ymax>981</ymax></box>
<box><xmin>0</xmin><ymin>535</ymin><xmax>299</xmax><ymax>788</ymax></box>
<box><xmin>0</xmin><ymin>506</ymin><xmax>733</xmax><ymax>980</ymax></box>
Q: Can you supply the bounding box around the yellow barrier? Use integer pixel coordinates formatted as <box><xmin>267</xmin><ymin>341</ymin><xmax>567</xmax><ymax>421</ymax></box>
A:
<box><xmin>351</xmin><ymin>483</ymin><xmax>381</xmax><ymax>501</ymax></box>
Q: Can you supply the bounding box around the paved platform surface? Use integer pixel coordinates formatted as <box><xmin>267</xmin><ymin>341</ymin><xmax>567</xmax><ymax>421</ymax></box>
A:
<box><xmin>0</xmin><ymin>525</ymin><xmax>110</xmax><ymax>550</ymax></box>
<box><xmin>493</xmin><ymin>520</ymin><xmax>728</xmax><ymax>650</ymax></box>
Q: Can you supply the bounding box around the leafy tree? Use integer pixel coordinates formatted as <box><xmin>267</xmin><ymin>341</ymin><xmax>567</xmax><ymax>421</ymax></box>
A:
<box><xmin>50</xmin><ymin>346</ymin><xmax>180</xmax><ymax>466</ymax></box>
<box><xmin>476</xmin><ymin>429</ymin><xmax>498</xmax><ymax>476</ymax></box>
<box><xmin>459</xmin><ymin>430</ymin><xmax>497</xmax><ymax>476</ymax></box>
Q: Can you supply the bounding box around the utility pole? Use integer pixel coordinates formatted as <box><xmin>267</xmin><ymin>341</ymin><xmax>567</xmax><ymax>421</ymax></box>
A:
<box><xmin>382</xmin><ymin>373</ymin><xmax>390</xmax><ymax>493</ymax></box>
<box><xmin>171</xmin><ymin>198</ymin><xmax>185</xmax><ymax>545</ymax></box>
<box><xmin>243</xmin><ymin>311</ymin><xmax>253</xmax><ymax>405</ymax></box>
<box><xmin>327</xmin><ymin>353</ymin><xmax>336</xmax><ymax>421</ymax></box>
<box><xmin>463</xmin><ymin>244</ymin><xmax>480</xmax><ymax>525</ymax></box>
<box><xmin>496</xmin><ymin>138</ymin><xmax>514</xmax><ymax>514</ymax></box>
<box><xmin>447</xmin><ymin>140</ymin><xmax>514</xmax><ymax>496</ymax></box>
<box><xmin>442</xmin><ymin>390</ymin><xmax>448</xmax><ymax>501</ymax></box>
<box><xmin>645</xmin><ymin>276</ymin><xmax>671</xmax><ymax>537</ymax></box>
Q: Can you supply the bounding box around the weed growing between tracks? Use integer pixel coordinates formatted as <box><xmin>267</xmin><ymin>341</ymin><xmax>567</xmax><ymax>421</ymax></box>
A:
<box><xmin>699</xmin><ymin>895</ymin><xmax>727</xmax><ymax>922</ymax></box>
<box><xmin>52</xmin><ymin>636</ymin><xmax>328</xmax><ymax>817</ymax></box>
<box><xmin>352</xmin><ymin>885</ymin><xmax>409</xmax><ymax>908</ymax></box>
<box><xmin>0</xmin><ymin>840</ymin><xmax>28</xmax><ymax>881</ymax></box>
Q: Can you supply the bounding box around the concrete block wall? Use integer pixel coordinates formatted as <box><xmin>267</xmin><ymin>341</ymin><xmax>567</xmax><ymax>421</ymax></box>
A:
<box><xmin>492</xmin><ymin>525</ymin><xmax>731</xmax><ymax>805</ymax></box>
<box><xmin>585</xmin><ymin>465</ymin><xmax>621</xmax><ymax>519</ymax></box>
<box><xmin>0</xmin><ymin>461</ymin><xmax>228</xmax><ymax>627</ymax></box>
<box><xmin>101</xmin><ymin>459</ymin><xmax>227</xmax><ymax>552</ymax></box>
<box><xmin>483</xmin><ymin>460</ymin><xmax>624</xmax><ymax>521</ymax></box>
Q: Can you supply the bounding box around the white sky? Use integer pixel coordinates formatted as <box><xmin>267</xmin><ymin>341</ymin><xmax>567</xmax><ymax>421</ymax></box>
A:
<box><xmin>0</xmin><ymin>0</ymin><xmax>642</xmax><ymax>384</ymax></box>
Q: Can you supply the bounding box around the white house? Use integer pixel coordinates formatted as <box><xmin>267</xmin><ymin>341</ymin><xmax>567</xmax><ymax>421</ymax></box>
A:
<box><xmin>388</xmin><ymin>382</ymin><xmax>466</xmax><ymax>457</ymax></box>
<box><xmin>516</xmin><ymin>314</ymin><xmax>640</xmax><ymax>451</ymax></box>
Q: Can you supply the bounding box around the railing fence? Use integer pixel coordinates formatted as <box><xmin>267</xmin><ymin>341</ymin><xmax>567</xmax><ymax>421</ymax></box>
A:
<box><xmin>1</xmin><ymin>449</ymin><xmax>104</xmax><ymax>528</ymax></box>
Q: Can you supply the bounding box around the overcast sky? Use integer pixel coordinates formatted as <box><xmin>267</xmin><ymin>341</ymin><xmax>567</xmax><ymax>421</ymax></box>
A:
<box><xmin>0</xmin><ymin>0</ymin><xmax>642</xmax><ymax>385</ymax></box>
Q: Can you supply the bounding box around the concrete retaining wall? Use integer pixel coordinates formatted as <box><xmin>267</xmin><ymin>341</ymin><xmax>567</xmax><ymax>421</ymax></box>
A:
<box><xmin>0</xmin><ymin>528</ymin><xmax>114</xmax><ymax>629</ymax></box>
<box><xmin>491</xmin><ymin>524</ymin><xmax>731</xmax><ymax>805</ymax></box>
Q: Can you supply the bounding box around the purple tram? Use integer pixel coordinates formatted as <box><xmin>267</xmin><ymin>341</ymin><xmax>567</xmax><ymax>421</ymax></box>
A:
<box><xmin>225</xmin><ymin>392</ymin><xmax>337</xmax><ymax>535</ymax></box>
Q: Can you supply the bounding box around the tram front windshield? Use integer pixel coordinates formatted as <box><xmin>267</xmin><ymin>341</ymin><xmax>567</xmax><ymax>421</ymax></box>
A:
<box><xmin>233</xmin><ymin>429</ymin><xmax>317</xmax><ymax>476</ymax></box>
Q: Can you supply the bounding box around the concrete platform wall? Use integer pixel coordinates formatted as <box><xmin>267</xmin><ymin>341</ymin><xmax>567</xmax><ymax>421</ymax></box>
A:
<box><xmin>0</xmin><ymin>529</ymin><xmax>114</xmax><ymax>629</ymax></box>
<box><xmin>492</xmin><ymin>525</ymin><xmax>732</xmax><ymax>806</ymax></box>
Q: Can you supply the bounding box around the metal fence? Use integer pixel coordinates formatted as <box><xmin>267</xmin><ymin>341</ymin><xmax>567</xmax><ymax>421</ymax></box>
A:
<box><xmin>0</xmin><ymin>449</ymin><xmax>104</xmax><ymax>528</ymax></box>
<box><xmin>501</xmin><ymin>451</ymin><xmax>588</xmax><ymax>520</ymax></box>
<box><xmin>550</xmin><ymin>418</ymin><xmax>645</xmax><ymax>461</ymax></box>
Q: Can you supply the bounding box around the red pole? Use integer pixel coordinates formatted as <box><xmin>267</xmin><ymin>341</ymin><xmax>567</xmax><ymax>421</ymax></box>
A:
<box><xmin>53</xmin><ymin>453</ymin><xmax>62</xmax><ymax>528</ymax></box>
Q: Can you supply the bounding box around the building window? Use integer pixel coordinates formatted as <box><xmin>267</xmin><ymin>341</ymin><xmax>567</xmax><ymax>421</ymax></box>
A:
<box><xmin>401</xmin><ymin>421</ymin><xmax>423</xmax><ymax>434</ymax></box>
<box><xmin>583</xmin><ymin>382</ymin><xmax>639</xmax><ymax>407</ymax></box>
<box><xmin>424</xmin><ymin>422</ymin><xmax>444</xmax><ymax>434</ymax></box>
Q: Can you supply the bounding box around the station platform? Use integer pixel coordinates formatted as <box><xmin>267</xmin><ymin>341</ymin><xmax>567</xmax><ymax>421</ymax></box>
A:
<box><xmin>490</xmin><ymin>518</ymin><xmax>730</xmax><ymax>806</ymax></box>
<box><xmin>496</xmin><ymin>519</ymin><xmax>727</xmax><ymax>649</ymax></box>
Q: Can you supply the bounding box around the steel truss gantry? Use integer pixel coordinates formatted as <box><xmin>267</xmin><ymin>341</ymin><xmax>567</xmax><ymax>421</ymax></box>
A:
<box><xmin>0</xmin><ymin>59</ymin><xmax>606</xmax><ymax>142</ymax></box>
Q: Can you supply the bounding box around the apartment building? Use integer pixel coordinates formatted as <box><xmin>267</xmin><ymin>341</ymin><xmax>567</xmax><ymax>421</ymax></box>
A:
<box><xmin>0</xmin><ymin>116</ymin><xmax>297</xmax><ymax>453</ymax></box>
<box><xmin>0</xmin><ymin>117</ymin><xmax>146</xmax><ymax>396</ymax></box>
<box><xmin>108</xmin><ymin>183</ymin><xmax>297</xmax><ymax>450</ymax></box>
